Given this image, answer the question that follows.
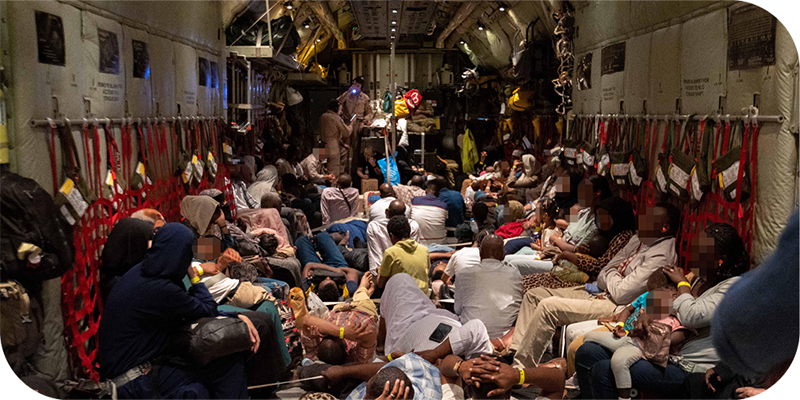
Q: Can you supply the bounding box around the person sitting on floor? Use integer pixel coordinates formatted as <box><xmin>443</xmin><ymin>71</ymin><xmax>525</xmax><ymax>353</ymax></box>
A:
<box><xmin>366</xmin><ymin>200</ymin><xmax>420</xmax><ymax>275</ymax></box>
<box><xmin>437</xmin><ymin>177</ymin><xmax>466</xmax><ymax>230</ymax></box>
<box><xmin>293</xmin><ymin>273</ymin><xmax>379</xmax><ymax>365</ymax></box>
<box><xmin>410</xmin><ymin>177</ymin><xmax>449</xmax><ymax>245</ymax></box>
<box><xmin>440</xmin><ymin>230</ymin><xmax>491</xmax><ymax>286</ymax></box>
<box><xmin>510</xmin><ymin>203</ymin><xmax>681</xmax><ymax>369</ymax></box>
<box><xmin>369</xmin><ymin>183</ymin><xmax>409</xmax><ymax>222</ymax></box>
<box><xmin>454</xmin><ymin>234</ymin><xmax>522</xmax><ymax>342</ymax></box>
<box><xmin>321</xmin><ymin>174</ymin><xmax>360</xmax><ymax>225</ymax></box>
<box><xmin>393</xmin><ymin>175</ymin><xmax>427</xmax><ymax>208</ymax></box>
<box><xmin>377</xmin><ymin>216</ymin><xmax>430</xmax><ymax>292</ymax></box>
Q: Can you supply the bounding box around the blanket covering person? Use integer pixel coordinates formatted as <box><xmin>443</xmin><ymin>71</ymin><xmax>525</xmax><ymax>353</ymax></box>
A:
<box><xmin>248</xmin><ymin>166</ymin><xmax>279</xmax><ymax>202</ymax></box>
<box><xmin>237</xmin><ymin>208</ymin><xmax>295</xmax><ymax>256</ymax></box>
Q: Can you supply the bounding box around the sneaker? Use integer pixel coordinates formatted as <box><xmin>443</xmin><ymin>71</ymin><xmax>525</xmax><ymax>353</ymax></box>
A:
<box><xmin>565</xmin><ymin>373</ymin><xmax>579</xmax><ymax>390</ymax></box>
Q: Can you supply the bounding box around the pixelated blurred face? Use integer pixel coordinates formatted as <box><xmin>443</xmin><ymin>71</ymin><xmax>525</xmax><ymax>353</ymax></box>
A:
<box><xmin>577</xmin><ymin>180</ymin><xmax>593</xmax><ymax>208</ymax></box>
<box><xmin>500</xmin><ymin>161</ymin><xmax>511</xmax><ymax>175</ymax></box>
<box><xmin>554</xmin><ymin>176</ymin><xmax>571</xmax><ymax>196</ymax></box>
<box><xmin>689</xmin><ymin>231</ymin><xmax>718</xmax><ymax>279</ymax></box>
<box><xmin>638</xmin><ymin>206</ymin><xmax>667</xmax><ymax>239</ymax></box>
<box><xmin>644</xmin><ymin>290</ymin><xmax>674</xmax><ymax>319</ymax></box>
<box><xmin>193</xmin><ymin>237</ymin><xmax>222</xmax><ymax>261</ymax></box>
<box><xmin>595</xmin><ymin>208</ymin><xmax>614</xmax><ymax>231</ymax></box>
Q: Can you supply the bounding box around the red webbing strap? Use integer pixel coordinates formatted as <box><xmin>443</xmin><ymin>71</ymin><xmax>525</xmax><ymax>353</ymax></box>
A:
<box><xmin>121</xmin><ymin>122</ymin><xmax>131</xmax><ymax>190</ymax></box>
<box><xmin>172</xmin><ymin>120</ymin><xmax>180</xmax><ymax>163</ymax></box>
<box><xmin>159</xmin><ymin>121</ymin><xmax>170</xmax><ymax>180</ymax></box>
<box><xmin>599</xmin><ymin>118</ymin><xmax>608</xmax><ymax>146</ymax></box>
<box><xmin>662</xmin><ymin>119</ymin><xmax>669</xmax><ymax>152</ymax></box>
<box><xmin>48</xmin><ymin>123</ymin><xmax>59</xmax><ymax>195</ymax></box>
<box><xmin>722</xmin><ymin>121</ymin><xmax>731</xmax><ymax>154</ymax></box>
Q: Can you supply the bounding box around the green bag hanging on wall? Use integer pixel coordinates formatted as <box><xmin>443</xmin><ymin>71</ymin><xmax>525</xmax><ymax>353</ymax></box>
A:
<box><xmin>689</xmin><ymin>119</ymin><xmax>715</xmax><ymax>208</ymax></box>
<box><xmin>712</xmin><ymin>119</ymin><xmax>751</xmax><ymax>203</ymax></box>
<box><xmin>609</xmin><ymin>118</ymin><xmax>633</xmax><ymax>188</ymax></box>
<box><xmin>667</xmin><ymin>116</ymin><xmax>698</xmax><ymax>202</ymax></box>
<box><xmin>54</xmin><ymin>124</ymin><xmax>96</xmax><ymax>225</ymax></box>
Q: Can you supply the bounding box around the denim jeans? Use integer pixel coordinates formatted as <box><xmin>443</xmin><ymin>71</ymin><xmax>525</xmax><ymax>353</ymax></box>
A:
<box><xmin>295</xmin><ymin>232</ymin><xmax>348</xmax><ymax>269</ymax></box>
<box><xmin>575</xmin><ymin>341</ymin><xmax>690</xmax><ymax>399</ymax></box>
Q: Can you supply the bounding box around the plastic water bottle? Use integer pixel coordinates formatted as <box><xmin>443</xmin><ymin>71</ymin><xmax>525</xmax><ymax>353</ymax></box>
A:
<box><xmin>469</xmin><ymin>218</ymin><xmax>478</xmax><ymax>232</ymax></box>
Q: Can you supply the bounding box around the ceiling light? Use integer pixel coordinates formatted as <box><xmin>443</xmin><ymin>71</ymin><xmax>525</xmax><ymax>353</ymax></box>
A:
<box><xmin>391</xmin><ymin>28</ymin><xmax>396</xmax><ymax>32</ymax></box>
<box><xmin>286</xmin><ymin>4</ymin><xmax>292</xmax><ymax>10</ymax></box>
<box><xmin>478</xmin><ymin>25</ymin><xmax>484</xmax><ymax>31</ymax></box>
<box><xmin>392</xmin><ymin>9</ymin><xmax>397</xmax><ymax>14</ymax></box>
<box><xmin>391</xmin><ymin>20</ymin><xmax>397</xmax><ymax>25</ymax></box>
<box><xmin>316</xmin><ymin>38</ymin><xmax>321</xmax><ymax>42</ymax></box>
<box><xmin>499</xmin><ymin>6</ymin><xmax>506</xmax><ymax>12</ymax></box>
<box><xmin>391</xmin><ymin>35</ymin><xmax>396</xmax><ymax>39</ymax></box>
<box><xmin>460</xmin><ymin>39</ymin><xmax>465</xmax><ymax>44</ymax></box>
<box><xmin>304</xmin><ymin>22</ymin><xmax>310</xmax><ymax>28</ymax></box>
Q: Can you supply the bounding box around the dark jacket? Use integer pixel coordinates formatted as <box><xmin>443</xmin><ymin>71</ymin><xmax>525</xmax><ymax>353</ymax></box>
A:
<box><xmin>98</xmin><ymin>223</ymin><xmax>219</xmax><ymax>379</ymax></box>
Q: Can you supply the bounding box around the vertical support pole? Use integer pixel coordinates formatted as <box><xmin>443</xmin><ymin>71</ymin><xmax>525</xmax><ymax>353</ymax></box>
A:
<box><xmin>368</xmin><ymin>53</ymin><xmax>374</xmax><ymax>96</ymax></box>
<box><xmin>358</xmin><ymin>53</ymin><xmax>363</xmax><ymax>77</ymax></box>
<box><xmin>427</xmin><ymin>53</ymin><xmax>432</xmax><ymax>88</ymax></box>
<box><xmin>352</xmin><ymin>53</ymin><xmax>357</xmax><ymax>82</ymax></box>
<box><xmin>266</xmin><ymin>0</ymin><xmax>272</xmax><ymax>50</ymax></box>
<box><xmin>410</xmin><ymin>53</ymin><xmax>415</xmax><ymax>88</ymax></box>
<box><xmin>376</xmin><ymin>53</ymin><xmax>382</xmax><ymax>93</ymax></box>
<box><xmin>390</xmin><ymin>41</ymin><xmax>397</xmax><ymax>165</ymax></box>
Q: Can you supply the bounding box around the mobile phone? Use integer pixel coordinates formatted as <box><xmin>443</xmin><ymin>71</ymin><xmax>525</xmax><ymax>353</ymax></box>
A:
<box><xmin>350</xmin><ymin>113</ymin><xmax>357</xmax><ymax>122</ymax></box>
<box><xmin>428</xmin><ymin>323</ymin><xmax>453</xmax><ymax>343</ymax></box>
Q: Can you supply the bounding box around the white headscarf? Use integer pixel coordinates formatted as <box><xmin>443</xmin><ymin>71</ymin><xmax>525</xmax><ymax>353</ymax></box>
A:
<box><xmin>247</xmin><ymin>165</ymin><xmax>279</xmax><ymax>203</ymax></box>
<box><xmin>380</xmin><ymin>273</ymin><xmax>456</xmax><ymax>353</ymax></box>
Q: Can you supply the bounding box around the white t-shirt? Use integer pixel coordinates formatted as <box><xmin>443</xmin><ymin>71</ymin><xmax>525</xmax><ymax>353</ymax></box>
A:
<box><xmin>443</xmin><ymin>247</ymin><xmax>481</xmax><ymax>278</ymax></box>
<box><xmin>369</xmin><ymin>197</ymin><xmax>411</xmax><ymax>222</ymax></box>
<box><xmin>366</xmin><ymin>218</ymin><xmax>420</xmax><ymax>274</ymax></box>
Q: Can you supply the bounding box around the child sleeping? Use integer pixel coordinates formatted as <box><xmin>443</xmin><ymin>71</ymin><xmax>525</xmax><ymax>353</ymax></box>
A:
<box><xmin>550</xmin><ymin>233</ymin><xmax>610</xmax><ymax>283</ymax></box>
<box><xmin>585</xmin><ymin>271</ymin><xmax>697</xmax><ymax>400</ymax></box>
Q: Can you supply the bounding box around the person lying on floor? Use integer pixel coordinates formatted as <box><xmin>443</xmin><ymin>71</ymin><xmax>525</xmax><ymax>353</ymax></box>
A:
<box><xmin>289</xmin><ymin>273</ymin><xmax>378</xmax><ymax>366</ymax></box>
<box><xmin>329</xmin><ymin>231</ymin><xmax>369</xmax><ymax>272</ymax></box>
<box><xmin>380</xmin><ymin>273</ymin><xmax>493</xmax><ymax>360</ymax></box>
<box><xmin>192</xmin><ymin>237</ymin><xmax>276</xmax><ymax>309</ymax></box>
<box><xmin>296</xmin><ymin>231</ymin><xmax>361</xmax><ymax>302</ymax></box>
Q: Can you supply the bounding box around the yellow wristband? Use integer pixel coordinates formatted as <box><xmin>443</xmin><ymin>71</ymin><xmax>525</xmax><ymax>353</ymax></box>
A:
<box><xmin>518</xmin><ymin>368</ymin><xmax>525</xmax><ymax>386</ymax></box>
<box><xmin>616</xmin><ymin>322</ymin><xmax>624</xmax><ymax>327</ymax></box>
<box><xmin>195</xmin><ymin>265</ymin><xmax>203</xmax><ymax>276</ymax></box>
<box><xmin>387</xmin><ymin>354</ymin><xmax>393</xmax><ymax>362</ymax></box>
<box><xmin>339</xmin><ymin>327</ymin><xmax>345</xmax><ymax>339</ymax></box>
<box><xmin>677</xmin><ymin>281</ymin><xmax>691</xmax><ymax>289</ymax></box>
<box><xmin>190</xmin><ymin>276</ymin><xmax>200</xmax><ymax>284</ymax></box>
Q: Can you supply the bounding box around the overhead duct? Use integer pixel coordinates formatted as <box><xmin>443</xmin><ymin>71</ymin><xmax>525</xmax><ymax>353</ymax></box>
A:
<box><xmin>445</xmin><ymin>5</ymin><xmax>490</xmax><ymax>49</ymax></box>
<box><xmin>435</xmin><ymin>2</ymin><xmax>477</xmax><ymax>48</ymax></box>
<box><xmin>307</xmin><ymin>1</ymin><xmax>346</xmax><ymax>49</ymax></box>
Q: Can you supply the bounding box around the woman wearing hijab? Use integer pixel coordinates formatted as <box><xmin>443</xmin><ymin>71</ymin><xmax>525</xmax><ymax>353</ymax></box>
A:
<box><xmin>98</xmin><ymin>223</ymin><xmax>251</xmax><ymax>399</ymax></box>
<box><xmin>247</xmin><ymin>165</ymin><xmax>279</xmax><ymax>204</ymax></box>
<box><xmin>521</xmin><ymin>196</ymin><xmax>636</xmax><ymax>292</ymax></box>
<box><xmin>508</xmin><ymin>154</ymin><xmax>543</xmax><ymax>190</ymax></box>
<box><xmin>180</xmin><ymin>196</ymin><xmax>235</xmax><ymax>250</ymax></box>
<box><xmin>100</xmin><ymin>218</ymin><xmax>154</xmax><ymax>303</ymax></box>
<box><xmin>199</xmin><ymin>189</ymin><xmax>265</xmax><ymax>257</ymax></box>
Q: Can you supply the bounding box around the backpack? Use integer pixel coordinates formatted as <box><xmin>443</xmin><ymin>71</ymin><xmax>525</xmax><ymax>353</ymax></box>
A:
<box><xmin>628</xmin><ymin>118</ymin><xmax>650</xmax><ymax>188</ymax></box>
<box><xmin>712</xmin><ymin>119</ymin><xmax>752</xmax><ymax>203</ymax></box>
<box><xmin>689</xmin><ymin>118</ymin><xmax>715</xmax><ymax>208</ymax></box>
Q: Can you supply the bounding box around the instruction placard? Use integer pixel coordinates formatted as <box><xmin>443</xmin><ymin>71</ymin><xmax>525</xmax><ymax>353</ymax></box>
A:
<box><xmin>35</xmin><ymin>11</ymin><xmax>66</xmax><ymax>66</ymax></box>
<box><xmin>132</xmin><ymin>39</ymin><xmax>150</xmax><ymax>79</ymax></box>
<box><xmin>98</xmin><ymin>28</ymin><xmax>120</xmax><ymax>75</ymax></box>
<box><xmin>601</xmin><ymin>42</ymin><xmax>625</xmax><ymax>75</ymax></box>
<box><xmin>728</xmin><ymin>4</ymin><xmax>776</xmax><ymax>70</ymax></box>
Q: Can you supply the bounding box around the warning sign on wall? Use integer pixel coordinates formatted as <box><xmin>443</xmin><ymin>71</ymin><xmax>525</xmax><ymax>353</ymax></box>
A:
<box><xmin>35</xmin><ymin>11</ymin><xmax>66</xmax><ymax>66</ymax></box>
<box><xmin>601</xmin><ymin>42</ymin><xmax>625</xmax><ymax>75</ymax></box>
<box><xmin>98</xmin><ymin>28</ymin><xmax>120</xmax><ymax>74</ymax></box>
<box><xmin>132</xmin><ymin>40</ymin><xmax>150</xmax><ymax>79</ymax></box>
<box><xmin>728</xmin><ymin>4</ymin><xmax>776</xmax><ymax>70</ymax></box>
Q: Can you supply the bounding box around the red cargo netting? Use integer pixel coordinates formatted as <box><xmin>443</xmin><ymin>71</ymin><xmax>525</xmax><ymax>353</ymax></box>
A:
<box><xmin>51</xmin><ymin>120</ymin><xmax>233</xmax><ymax>381</ymax></box>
